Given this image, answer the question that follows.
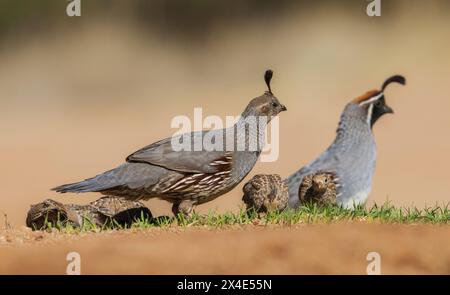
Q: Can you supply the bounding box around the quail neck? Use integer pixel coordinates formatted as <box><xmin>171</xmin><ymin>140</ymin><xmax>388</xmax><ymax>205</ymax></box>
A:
<box><xmin>333</xmin><ymin>103</ymin><xmax>376</xmax><ymax>152</ymax></box>
<box><xmin>228</xmin><ymin>95</ymin><xmax>284</xmax><ymax>181</ymax></box>
<box><xmin>325</xmin><ymin>103</ymin><xmax>377</xmax><ymax>205</ymax></box>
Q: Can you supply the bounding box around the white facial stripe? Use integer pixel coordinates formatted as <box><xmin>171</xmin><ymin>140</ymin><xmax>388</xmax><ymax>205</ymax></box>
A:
<box><xmin>367</xmin><ymin>103</ymin><xmax>374</xmax><ymax>125</ymax></box>
<box><xmin>358</xmin><ymin>92</ymin><xmax>383</xmax><ymax>106</ymax></box>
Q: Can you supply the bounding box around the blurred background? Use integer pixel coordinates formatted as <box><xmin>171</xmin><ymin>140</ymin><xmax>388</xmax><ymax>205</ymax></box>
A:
<box><xmin>1</xmin><ymin>0</ymin><xmax>449</xmax><ymax>226</ymax></box>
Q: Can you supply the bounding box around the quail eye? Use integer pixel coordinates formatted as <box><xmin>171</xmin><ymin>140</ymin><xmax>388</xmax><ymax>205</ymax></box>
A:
<box><xmin>375</xmin><ymin>100</ymin><xmax>383</xmax><ymax>107</ymax></box>
<box><xmin>272</xmin><ymin>102</ymin><xmax>278</xmax><ymax>108</ymax></box>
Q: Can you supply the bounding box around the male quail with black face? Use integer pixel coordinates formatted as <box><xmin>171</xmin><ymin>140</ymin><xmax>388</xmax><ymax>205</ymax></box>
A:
<box><xmin>298</xmin><ymin>171</ymin><xmax>337</xmax><ymax>206</ymax></box>
<box><xmin>53</xmin><ymin>70</ymin><xmax>287</xmax><ymax>217</ymax></box>
<box><xmin>242</xmin><ymin>174</ymin><xmax>288</xmax><ymax>214</ymax></box>
<box><xmin>286</xmin><ymin>75</ymin><xmax>406</xmax><ymax>209</ymax></box>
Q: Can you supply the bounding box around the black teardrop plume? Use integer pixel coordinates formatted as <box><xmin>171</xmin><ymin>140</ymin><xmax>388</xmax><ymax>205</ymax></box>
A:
<box><xmin>381</xmin><ymin>75</ymin><xmax>406</xmax><ymax>92</ymax></box>
<box><xmin>264</xmin><ymin>69</ymin><xmax>273</xmax><ymax>94</ymax></box>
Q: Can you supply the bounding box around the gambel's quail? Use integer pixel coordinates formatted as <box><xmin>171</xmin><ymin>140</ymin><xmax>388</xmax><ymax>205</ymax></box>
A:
<box><xmin>53</xmin><ymin>70</ymin><xmax>287</xmax><ymax>217</ymax></box>
<box><xmin>242</xmin><ymin>174</ymin><xmax>288</xmax><ymax>214</ymax></box>
<box><xmin>286</xmin><ymin>75</ymin><xmax>405</xmax><ymax>209</ymax></box>
<box><xmin>26</xmin><ymin>197</ymin><xmax>152</xmax><ymax>229</ymax></box>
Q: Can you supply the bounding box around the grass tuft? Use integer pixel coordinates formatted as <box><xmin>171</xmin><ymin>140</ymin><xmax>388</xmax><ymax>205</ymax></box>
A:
<box><xmin>31</xmin><ymin>202</ymin><xmax>450</xmax><ymax>232</ymax></box>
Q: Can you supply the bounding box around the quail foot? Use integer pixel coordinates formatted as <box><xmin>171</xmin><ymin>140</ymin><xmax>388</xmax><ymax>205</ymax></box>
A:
<box><xmin>242</xmin><ymin>174</ymin><xmax>289</xmax><ymax>214</ymax></box>
<box><xmin>298</xmin><ymin>171</ymin><xmax>337</xmax><ymax>206</ymax></box>
<box><xmin>53</xmin><ymin>70</ymin><xmax>287</xmax><ymax>217</ymax></box>
<box><xmin>286</xmin><ymin>75</ymin><xmax>406</xmax><ymax>209</ymax></box>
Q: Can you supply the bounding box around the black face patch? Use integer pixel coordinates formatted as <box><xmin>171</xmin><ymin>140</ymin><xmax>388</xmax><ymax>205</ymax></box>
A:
<box><xmin>369</xmin><ymin>96</ymin><xmax>393</xmax><ymax>127</ymax></box>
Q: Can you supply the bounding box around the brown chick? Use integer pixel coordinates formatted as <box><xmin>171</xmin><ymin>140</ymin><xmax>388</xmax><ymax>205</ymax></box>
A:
<box><xmin>298</xmin><ymin>171</ymin><xmax>337</xmax><ymax>206</ymax></box>
<box><xmin>88</xmin><ymin>196</ymin><xmax>152</xmax><ymax>226</ymax></box>
<box><xmin>26</xmin><ymin>196</ymin><xmax>152</xmax><ymax>230</ymax></box>
<box><xmin>242</xmin><ymin>174</ymin><xmax>289</xmax><ymax>214</ymax></box>
<box><xmin>26</xmin><ymin>199</ymin><xmax>70</xmax><ymax>229</ymax></box>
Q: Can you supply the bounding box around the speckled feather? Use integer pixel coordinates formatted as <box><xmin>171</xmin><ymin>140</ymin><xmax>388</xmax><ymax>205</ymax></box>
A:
<box><xmin>298</xmin><ymin>171</ymin><xmax>338</xmax><ymax>205</ymax></box>
<box><xmin>242</xmin><ymin>174</ymin><xmax>289</xmax><ymax>213</ymax></box>
<box><xmin>26</xmin><ymin>197</ymin><xmax>151</xmax><ymax>229</ymax></box>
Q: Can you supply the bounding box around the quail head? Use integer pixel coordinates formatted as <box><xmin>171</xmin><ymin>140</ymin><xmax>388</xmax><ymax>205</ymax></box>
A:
<box><xmin>88</xmin><ymin>196</ymin><xmax>152</xmax><ymax>226</ymax></box>
<box><xmin>242</xmin><ymin>174</ymin><xmax>288</xmax><ymax>214</ymax></box>
<box><xmin>26</xmin><ymin>199</ymin><xmax>69</xmax><ymax>229</ymax></box>
<box><xmin>53</xmin><ymin>70</ymin><xmax>287</xmax><ymax>217</ymax></box>
<box><xmin>298</xmin><ymin>171</ymin><xmax>337</xmax><ymax>206</ymax></box>
<box><xmin>286</xmin><ymin>75</ymin><xmax>406</xmax><ymax>209</ymax></box>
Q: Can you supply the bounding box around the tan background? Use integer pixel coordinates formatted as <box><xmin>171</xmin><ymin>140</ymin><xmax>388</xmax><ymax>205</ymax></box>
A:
<box><xmin>1</xmin><ymin>0</ymin><xmax>450</xmax><ymax>227</ymax></box>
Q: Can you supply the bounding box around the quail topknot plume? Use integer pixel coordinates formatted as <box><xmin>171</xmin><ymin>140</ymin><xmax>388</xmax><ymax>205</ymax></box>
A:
<box><xmin>242</xmin><ymin>174</ymin><xmax>289</xmax><ymax>213</ymax></box>
<box><xmin>264</xmin><ymin>70</ymin><xmax>273</xmax><ymax>94</ymax></box>
<box><xmin>53</xmin><ymin>70</ymin><xmax>287</xmax><ymax>217</ymax></box>
<box><xmin>298</xmin><ymin>171</ymin><xmax>338</xmax><ymax>206</ymax></box>
<box><xmin>26</xmin><ymin>197</ymin><xmax>152</xmax><ymax>229</ymax></box>
<box><xmin>286</xmin><ymin>75</ymin><xmax>406</xmax><ymax>209</ymax></box>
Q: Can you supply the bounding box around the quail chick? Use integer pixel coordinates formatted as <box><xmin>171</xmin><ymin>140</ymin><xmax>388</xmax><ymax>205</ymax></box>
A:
<box><xmin>26</xmin><ymin>199</ymin><xmax>69</xmax><ymax>229</ymax></box>
<box><xmin>242</xmin><ymin>174</ymin><xmax>288</xmax><ymax>214</ymax></box>
<box><xmin>26</xmin><ymin>197</ymin><xmax>151</xmax><ymax>230</ymax></box>
<box><xmin>53</xmin><ymin>70</ymin><xmax>287</xmax><ymax>217</ymax></box>
<box><xmin>298</xmin><ymin>171</ymin><xmax>337</xmax><ymax>206</ymax></box>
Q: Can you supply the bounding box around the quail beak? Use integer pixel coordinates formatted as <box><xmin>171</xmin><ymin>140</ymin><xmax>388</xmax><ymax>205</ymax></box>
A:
<box><xmin>384</xmin><ymin>104</ymin><xmax>394</xmax><ymax>114</ymax></box>
<box><xmin>280</xmin><ymin>105</ymin><xmax>287</xmax><ymax>112</ymax></box>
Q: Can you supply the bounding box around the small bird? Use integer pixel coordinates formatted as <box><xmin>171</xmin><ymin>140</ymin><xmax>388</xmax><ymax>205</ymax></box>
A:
<box><xmin>87</xmin><ymin>196</ymin><xmax>153</xmax><ymax>226</ymax></box>
<box><xmin>26</xmin><ymin>199</ymin><xmax>70</xmax><ymax>229</ymax></box>
<box><xmin>298</xmin><ymin>171</ymin><xmax>337</xmax><ymax>206</ymax></box>
<box><xmin>286</xmin><ymin>75</ymin><xmax>406</xmax><ymax>209</ymax></box>
<box><xmin>242</xmin><ymin>174</ymin><xmax>289</xmax><ymax>214</ymax></box>
<box><xmin>53</xmin><ymin>70</ymin><xmax>287</xmax><ymax>217</ymax></box>
<box><xmin>26</xmin><ymin>197</ymin><xmax>152</xmax><ymax>229</ymax></box>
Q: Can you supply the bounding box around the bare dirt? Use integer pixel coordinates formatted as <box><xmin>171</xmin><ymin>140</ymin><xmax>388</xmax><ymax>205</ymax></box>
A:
<box><xmin>1</xmin><ymin>223</ymin><xmax>449</xmax><ymax>274</ymax></box>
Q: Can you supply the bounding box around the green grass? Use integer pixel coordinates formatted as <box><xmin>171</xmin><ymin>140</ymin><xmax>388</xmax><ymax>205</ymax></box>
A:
<box><xmin>166</xmin><ymin>202</ymin><xmax>450</xmax><ymax>227</ymax></box>
<box><xmin>34</xmin><ymin>202</ymin><xmax>450</xmax><ymax>233</ymax></box>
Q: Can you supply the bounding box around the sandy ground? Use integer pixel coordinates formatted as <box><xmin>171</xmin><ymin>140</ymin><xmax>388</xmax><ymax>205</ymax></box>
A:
<box><xmin>0</xmin><ymin>223</ymin><xmax>449</xmax><ymax>274</ymax></box>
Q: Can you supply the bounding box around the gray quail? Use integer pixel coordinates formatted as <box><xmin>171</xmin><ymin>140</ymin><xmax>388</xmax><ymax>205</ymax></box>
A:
<box><xmin>242</xmin><ymin>174</ymin><xmax>288</xmax><ymax>214</ymax></box>
<box><xmin>286</xmin><ymin>75</ymin><xmax>405</xmax><ymax>209</ymax></box>
<box><xmin>26</xmin><ymin>197</ymin><xmax>152</xmax><ymax>230</ymax></box>
<box><xmin>53</xmin><ymin>70</ymin><xmax>287</xmax><ymax>217</ymax></box>
<box><xmin>298</xmin><ymin>171</ymin><xmax>337</xmax><ymax>206</ymax></box>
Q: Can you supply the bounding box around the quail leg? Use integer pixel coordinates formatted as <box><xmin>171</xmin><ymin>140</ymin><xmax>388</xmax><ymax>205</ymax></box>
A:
<box><xmin>172</xmin><ymin>199</ymin><xmax>195</xmax><ymax>218</ymax></box>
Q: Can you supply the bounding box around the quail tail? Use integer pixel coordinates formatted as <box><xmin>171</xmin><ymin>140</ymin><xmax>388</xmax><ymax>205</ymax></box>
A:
<box><xmin>52</xmin><ymin>169</ymin><xmax>120</xmax><ymax>193</ymax></box>
<box><xmin>52</xmin><ymin>179</ymin><xmax>106</xmax><ymax>193</ymax></box>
